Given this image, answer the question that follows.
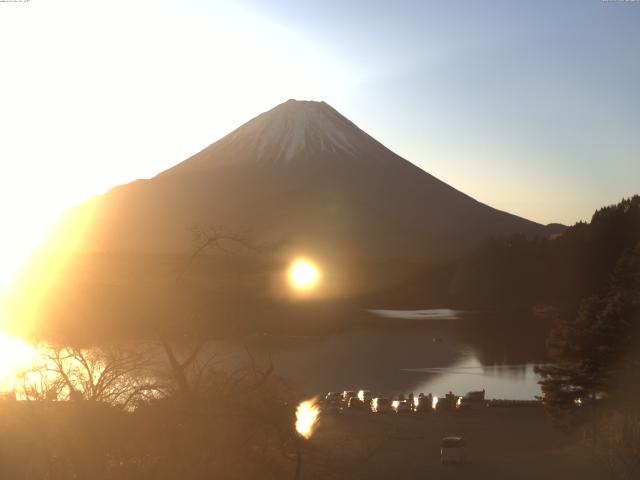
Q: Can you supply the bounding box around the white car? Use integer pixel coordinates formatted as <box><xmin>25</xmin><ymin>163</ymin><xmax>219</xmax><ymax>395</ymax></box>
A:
<box><xmin>370</xmin><ymin>397</ymin><xmax>391</xmax><ymax>413</ymax></box>
<box><xmin>391</xmin><ymin>399</ymin><xmax>412</xmax><ymax>413</ymax></box>
<box><xmin>342</xmin><ymin>390</ymin><xmax>357</xmax><ymax>403</ymax></box>
<box><xmin>440</xmin><ymin>436</ymin><xmax>467</xmax><ymax>464</ymax></box>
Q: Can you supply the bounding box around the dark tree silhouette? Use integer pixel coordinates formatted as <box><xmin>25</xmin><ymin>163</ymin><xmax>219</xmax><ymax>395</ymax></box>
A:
<box><xmin>536</xmin><ymin>242</ymin><xmax>640</xmax><ymax>427</ymax></box>
<box><xmin>383</xmin><ymin>196</ymin><xmax>640</xmax><ymax>314</ymax></box>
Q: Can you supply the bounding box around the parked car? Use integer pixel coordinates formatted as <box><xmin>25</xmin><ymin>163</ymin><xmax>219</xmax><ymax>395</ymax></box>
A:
<box><xmin>357</xmin><ymin>389</ymin><xmax>372</xmax><ymax>404</ymax></box>
<box><xmin>434</xmin><ymin>393</ymin><xmax>457</xmax><ymax>412</ymax></box>
<box><xmin>342</xmin><ymin>390</ymin><xmax>357</xmax><ymax>403</ymax></box>
<box><xmin>325</xmin><ymin>392</ymin><xmax>341</xmax><ymax>403</ymax></box>
<box><xmin>412</xmin><ymin>395</ymin><xmax>432</xmax><ymax>413</ymax></box>
<box><xmin>464</xmin><ymin>389</ymin><xmax>486</xmax><ymax>402</ymax></box>
<box><xmin>456</xmin><ymin>396</ymin><xmax>471</xmax><ymax>410</ymax></box>
<box><xmin>391</xmin><ymin>399</ymin><xmax>412</xmax><ymax>413</ymax></box>
<box><xmin>440</xmin><ymin>436</ymin><xmax>467</xmax><ymax>464</ymax></box>
<box><xmin>370</xmin><ymin>397</ymin><xmax>391</xmax><ymax>413</ymax></box>
<box><xmin>348</xmin><ymin>396</ymin><xmax>365</xmax><ymax>410</ymax></box>
<box><xmin>324</xmin><ymin>392</ymin><xmax>343</xmax><ymax>414</ymax></box>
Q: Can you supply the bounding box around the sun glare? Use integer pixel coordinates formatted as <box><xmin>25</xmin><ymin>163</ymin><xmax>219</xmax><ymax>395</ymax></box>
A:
<box><xmin>288</xmin><ymin>258</ymin><xmax>320</xmax><ymax>292</ymax></box>
<box><xmin>0</xmin><ymin>332</ymin><xmax>37</xmax><ymax>391</ymax></box>
<box><xmin>0</xmin><ymin>0</ymin><xmax>355</xmax><ymax>299</ymax></box>
<box><xmin>295</xmin><ymin>398</ymin><xmax>320</xmax><ymax>439</ymax></box>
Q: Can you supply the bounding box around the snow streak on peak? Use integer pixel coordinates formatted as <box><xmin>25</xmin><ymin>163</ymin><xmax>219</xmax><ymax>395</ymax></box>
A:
<box><xmin>218</xmin><ymin>99</ymin><xmax>378</xmax><ymax>164</ymax></box>
<box><xmin>160</xmin><ymin>99</ymin><xmax>397</xmax><ymax>177</ymax></box>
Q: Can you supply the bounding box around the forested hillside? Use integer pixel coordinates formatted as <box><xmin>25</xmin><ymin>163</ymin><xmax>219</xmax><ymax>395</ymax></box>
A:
<box><xmin>385</xmin><ymin>196</ymin><xmax>640</xmax><ymax>316</ymax></box>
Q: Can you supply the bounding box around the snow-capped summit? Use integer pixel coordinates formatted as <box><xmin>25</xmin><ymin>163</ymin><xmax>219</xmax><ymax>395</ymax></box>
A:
<box><xmin>161</xmin><ymin>99</ymin><xmax>394</xmax><ymax>174</ymax></box>
<box><xmin>225</xmin><ymin>99</ymin><xmax>367</xmax><ymax>161</ymax></box>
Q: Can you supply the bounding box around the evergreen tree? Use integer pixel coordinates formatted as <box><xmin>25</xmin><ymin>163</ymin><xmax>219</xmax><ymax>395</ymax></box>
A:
<box><xmin>537</xmin><ymin>243</ymin><xmax>640</xmax><ymax>427</ymax></box>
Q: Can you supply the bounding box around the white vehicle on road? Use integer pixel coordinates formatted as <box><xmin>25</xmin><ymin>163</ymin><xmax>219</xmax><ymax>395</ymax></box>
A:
<box><xmin>440</xmin><ymin>436</ymin><xmax>467</xmax><ymax>464</ymax></box>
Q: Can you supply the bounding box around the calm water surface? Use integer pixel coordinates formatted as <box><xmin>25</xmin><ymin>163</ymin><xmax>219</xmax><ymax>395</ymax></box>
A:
<box><xmin>370</xmin><ymin>309</ymin><xmax>545</xmax><ymax>399</ymax></box>
<box><xmin>247</xmin><ymin>309</ymin><xmax>548</xmax><ymax>400</ymax></box>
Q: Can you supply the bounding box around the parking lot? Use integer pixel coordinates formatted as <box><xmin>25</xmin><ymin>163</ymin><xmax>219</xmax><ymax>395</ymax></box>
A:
<box><xmin>297</xmin><ymin>405</ymin><xmax>602</xmax><ymax>480</ymax></box>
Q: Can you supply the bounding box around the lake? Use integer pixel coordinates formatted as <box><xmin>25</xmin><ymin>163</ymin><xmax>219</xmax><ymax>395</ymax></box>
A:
<box><xmin>242</xmin><ymin>309</ymin><xmax>548</xmax><ymax>400</ymax></box>
<box><xmin>0</xmin><ymin>309</ymin><xmax>548</xmax><ymax>401</ymax></box>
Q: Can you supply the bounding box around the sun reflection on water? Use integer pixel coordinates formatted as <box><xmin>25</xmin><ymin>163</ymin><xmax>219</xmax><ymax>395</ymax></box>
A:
<box><xmin>295</xmin><ymin>397</ymin><xmax>320</xmax><ymax>439</ymax></box>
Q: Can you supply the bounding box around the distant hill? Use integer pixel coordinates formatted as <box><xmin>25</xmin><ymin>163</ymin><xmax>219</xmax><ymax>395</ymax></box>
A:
<box><xmin>10</xmin><ymin>100</ymin><xmax>559</xmax><ymax>340</ymax></box>
<box><xmin>378</xmin><ymin>196</ymin><xmax>639</xmax><ymax>312</ymax></box>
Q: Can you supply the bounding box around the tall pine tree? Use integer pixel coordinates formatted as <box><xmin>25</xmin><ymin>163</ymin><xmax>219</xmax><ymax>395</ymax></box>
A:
<box><xmin>537</xmin><ymin>242</ymin><xmax>640</xmax><ymax>427</ymax></box>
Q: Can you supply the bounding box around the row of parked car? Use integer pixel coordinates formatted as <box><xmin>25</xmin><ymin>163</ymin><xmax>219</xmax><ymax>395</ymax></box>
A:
<box><xmin>323</xmin><ymin>389</ymin><xmax>475</xmax><ymax>464</ymax></box>
<box><xmin>323</xmin><ymin>389</ymin><xmax>486</xmax><ymax>414</ymax></box>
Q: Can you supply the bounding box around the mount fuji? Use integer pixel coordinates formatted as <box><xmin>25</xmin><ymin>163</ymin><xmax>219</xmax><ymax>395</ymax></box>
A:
<box><xmin>18</xmin><ymin>100</ymin><xmax>558</xmax><ymax>338</ymax></box>
<box><xmin>80</xmin><ymin>99</ymin><xmax>548</xmax><ymax>258</ymax></box>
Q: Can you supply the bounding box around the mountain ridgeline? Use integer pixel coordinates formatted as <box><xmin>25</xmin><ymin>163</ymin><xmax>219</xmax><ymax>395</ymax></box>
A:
<box><xmin>88</xmin><ymin>100</ymin><xmax>550</xmax><ymax>257</ymax></box>
<box><xmin>14</xmin><ymin>100</ymin><xmax>560</xmax><ymax>340</ymax></box>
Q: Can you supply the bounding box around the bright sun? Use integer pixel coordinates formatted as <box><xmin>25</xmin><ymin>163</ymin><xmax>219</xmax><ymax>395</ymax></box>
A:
<box><xmin>288</xmin><ymin>258</ymin><xmax>320</xmax><ymax>292</ymax></box>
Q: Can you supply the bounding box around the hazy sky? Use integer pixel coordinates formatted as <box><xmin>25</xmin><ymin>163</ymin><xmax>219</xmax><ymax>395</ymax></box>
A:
<box><xmin>0</xmin><ymin>0</ymin><xmax>638</xmax><ymax>282</ymax></box>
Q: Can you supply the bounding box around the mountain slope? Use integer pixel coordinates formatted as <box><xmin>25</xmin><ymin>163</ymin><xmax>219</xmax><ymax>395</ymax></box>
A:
<box><xmin>82</xmin><ymin>99</ymin><xmax>545</xmax><ymax>257</ymax></box>
<box><xmin>11</xmin><ymin>100</ymin><xmax>554</xmax><ymax>339</ymax></box>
